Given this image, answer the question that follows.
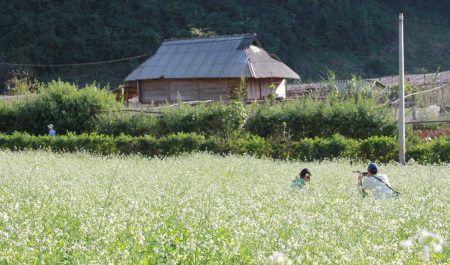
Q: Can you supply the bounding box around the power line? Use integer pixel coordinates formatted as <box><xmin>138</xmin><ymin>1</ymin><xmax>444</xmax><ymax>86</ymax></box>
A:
<box><xmin>390</xmin><ymin>84</ymin><xmax>448</xmax><ymax>105</ymax></box>
<box><xmin>0</xmin><ymin>54</ymin><xmax>149</xmax><ymax>68</ymax></box>
<box><xmin>408</xmin><ymin>21</ymin><xmax>450</xmax><ymax>27</ymax></box>
<box><xmin>380</xmin><ymin>18</ymin><xmax>450</xmax><ymax>27</ymax></box>
<box><xmin>379</xmin><ymin>20</ymin><xmax>399</xmax><ymax>24</ymax></box>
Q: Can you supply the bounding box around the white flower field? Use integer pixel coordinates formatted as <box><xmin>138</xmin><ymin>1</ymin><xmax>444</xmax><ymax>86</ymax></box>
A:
<box><xmin>0</xmin><ymin>150</ymin><xmax>448</xmax><ymax>264</ymax></box>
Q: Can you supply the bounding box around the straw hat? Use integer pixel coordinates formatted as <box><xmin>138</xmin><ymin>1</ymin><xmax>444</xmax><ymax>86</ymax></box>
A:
<box><xmin>47</xmin><ymin>124</ymin><xmax>54</xmax><ymax>129</ymax></box>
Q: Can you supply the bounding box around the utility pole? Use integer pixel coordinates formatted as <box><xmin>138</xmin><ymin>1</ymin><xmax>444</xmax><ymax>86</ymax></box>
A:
<box><xmin>399</xmin><ymin>13</ymin><xmax>406</xmax><ymax>164</ymax></box>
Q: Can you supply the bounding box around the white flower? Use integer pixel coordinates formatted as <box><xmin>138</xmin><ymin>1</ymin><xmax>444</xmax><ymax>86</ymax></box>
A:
<box><xmin>0</xmin><ymin>212</ymin><xmax>9</xmax><ymax>222</ymax></box>
<box><xmin>419</xmin><ymin>246</ymin><xmax>432</xmax><ymax>260</ymax></box>
<box><xmin>418</xmin><ymin>230</ymin><xmax>443</xmax><ymax>246</ymax></box>
<box><xmin>432</xmin><ymin>244</ymin><xmax>443</xmax><ymax>253</ymax></box>
<box><xmin>269</xmin><ymin>251</ymin><xmax>292</xmax><ymax>264</ymax></box>
<box><xmin>416</xmin><ymin>230</ymin><xmax>445</xmax><ymax>259</ymax></box>
<box><xmin>400</xmin><ymin>239</ymin><xmax>413</xmax><ymax>249</ymax></box>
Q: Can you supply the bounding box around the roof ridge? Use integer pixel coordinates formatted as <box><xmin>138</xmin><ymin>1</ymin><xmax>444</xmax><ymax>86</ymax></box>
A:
<box><xmin>163</xmin><ymin>33</ymin><xmax>257</xmax><ymax>43</ymax></box>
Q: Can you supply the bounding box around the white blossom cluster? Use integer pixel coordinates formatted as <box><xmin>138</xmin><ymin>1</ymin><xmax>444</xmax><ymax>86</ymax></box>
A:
<box><xmin>0</xmin><ymin>150</ymin><xmax>448</xmax><ymax>264</ymax></box>
<box><xmin>401</xmin><ymin>229</ymin><xmax>445</xmax><ymax>260</ymax></box>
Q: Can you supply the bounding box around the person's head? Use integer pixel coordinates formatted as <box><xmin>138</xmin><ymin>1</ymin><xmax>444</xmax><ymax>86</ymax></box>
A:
<box><xmin>47</xmin><ymin>124</ymin><xmax>54</xmax><ymax>130</ymax></box>
<box><xmin>299</xmin><ymin>168</ymin><xmax>312</xmax><ymax>182</ymax></box>
<box><xmin>367</xmin><ymin>162</ymin><xmax>378</xmax><ymax>175</ymax></box>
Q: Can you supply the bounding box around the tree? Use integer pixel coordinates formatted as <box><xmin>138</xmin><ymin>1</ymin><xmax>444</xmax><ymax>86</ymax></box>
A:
<box><xmin>231</xmin><ymin>75</ymin><xmax>247</xmax><ymax>101</ymax></box>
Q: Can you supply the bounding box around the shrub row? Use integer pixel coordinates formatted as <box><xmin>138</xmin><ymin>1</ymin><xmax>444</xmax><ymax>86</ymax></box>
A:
<box><xmin>0</xmin><ymin>132</ymin><xmax>448</xmax><ymax>163</ymax></box>
<box><xmin>0</xmin><ymin>81</ymin><xmax>118</xmax><ymax>135</ymax></box>
<box><xmin>95</xmin><ymin>101</ymin><xmax>247</xmax><ymax>137</ymax></box>
<box><xmin>96</xmin><ymin>97</ymin><xmax>396</xmax><ymax>140</ymax></box>
<box><xmin>0</xmin><ymin>132</ymin><xmax>272</xmax><ymax>158</ymax></box>
<box><xmin>0</xmin><ymin>81</ymin><xmax>396</xmax><ymax>139</ymax></box>
<box><xmin>246</xmin><ymin>97</ymin><xmax>396</xmax><ymax>140</ymax></box>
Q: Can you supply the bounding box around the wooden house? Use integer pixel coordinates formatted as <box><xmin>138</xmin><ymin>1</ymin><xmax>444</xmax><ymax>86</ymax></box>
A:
<box><xmin>124</xmin><ymin>33</ymin><xmax>299</xmax><ymax>103</ymax></box>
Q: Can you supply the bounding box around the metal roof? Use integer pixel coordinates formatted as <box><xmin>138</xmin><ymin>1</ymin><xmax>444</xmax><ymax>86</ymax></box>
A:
<box><xmin>125</xmin><ymin>34</ymin><xmax>299</xmax><ymax>81</ymax></box>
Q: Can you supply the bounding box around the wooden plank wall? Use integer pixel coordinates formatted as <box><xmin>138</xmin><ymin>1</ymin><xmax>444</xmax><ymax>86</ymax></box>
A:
<box><xmin>260</xmin><ymin>78</ymin><xmax>285</xmax><ymax>98</ymax></box>
<box><xmin>137</xmin><ymin>78</ymin><xmax>286</xmax><ymax>103</ymax></box>
<box><xmin>247</xmin><ymin>79</ymin><xmax>260</xmax><ymax>100</ymax></box>
<box><xmin>141</xmin><ymin>79</ymin><xmax>235</xmax><ymax>103</ymax></box>
<box><xmin>247</xmin><ymin>78</ymin><xmax>285</xmax><ymax>99</ymax></box>
<box><xmin>139</xmin><ymin>78</ymin><xmax>286</xmax><ymax>103</ymax></box>
<box><xmin>198</xmin><ymin>80</ymin><xmax>229</xmax><ymax>100</ymax></box>
<box><xmin>170</xmin><ymin>80</ymin><xmax>198</xmax><ymax>101</ymax></box>
<box><xmin>142</xmin><ymin>79</ymin><xmax>170</xmax><ymax>102</ymax></box>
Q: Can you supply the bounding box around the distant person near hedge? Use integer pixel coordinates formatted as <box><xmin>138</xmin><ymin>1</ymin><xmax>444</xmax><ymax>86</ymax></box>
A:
<box><xmin>357</xmin><ymin>162</ymin><xmax>399</xmax><ymax>199</ymax></box>
<box><xmin>291</xmin><ymin>168</ymin><xmax>312</xmax><ymax>189</ymax></box>
<box><xmin>48</xmin><ymin>124</ymin><xmax>56</xmax><ymax>137</ymax></box>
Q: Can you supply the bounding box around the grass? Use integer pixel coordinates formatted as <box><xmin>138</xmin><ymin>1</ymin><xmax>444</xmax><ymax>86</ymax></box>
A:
<box><xmin>0</xmin><ymin>150</ymin><xmax>448</xmax><ymax>264</ymax></box>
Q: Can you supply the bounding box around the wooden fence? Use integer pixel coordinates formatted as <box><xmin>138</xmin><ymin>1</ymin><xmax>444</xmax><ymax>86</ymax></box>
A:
<box><xmin>0</xmin><ymin>95</ymin><xmax>37</xmax><ymax>102</ymax></box>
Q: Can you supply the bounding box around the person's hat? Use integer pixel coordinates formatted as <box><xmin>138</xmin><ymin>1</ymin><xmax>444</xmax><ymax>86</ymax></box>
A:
<box><xmin>367</xmin><ymin>162</ymin><xmax>378</xmax><ymax>173</ymax></box>
<box><xmin>47</xmin><ymin>124</ymin><xmax>54</xmax><ymax>129</ymax></box>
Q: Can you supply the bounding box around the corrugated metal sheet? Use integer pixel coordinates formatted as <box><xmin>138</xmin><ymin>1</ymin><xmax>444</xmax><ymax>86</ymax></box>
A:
<box><xmin>125</xmin><ymin>34</ymin><xmax>299</xmax><ymax>81</ymax></box>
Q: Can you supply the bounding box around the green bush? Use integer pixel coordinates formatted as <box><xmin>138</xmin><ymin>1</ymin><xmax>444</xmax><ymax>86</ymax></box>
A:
<box><xmin>0</xmin><ymin>101</ymin><xmax>23</xmax><ymax>134</ymax></box>
<box><xmin>430</xmin><ymin>137</ymin><xmax>450</xmax><ymax>163</ymax></box>
<box><xmin>158</xmin><ymin>133</ymin><xmax>206</xmax><ymax>156</ymax></box>
<box><xmin>291</xmin><ymin>134</ymin><xmax>358</xmax><ymax>161</ymax></box>
<box><xmin>230</xmin><ymin>134</ymin><xmax>272</xmax><ymax>158</ymax></box>
<box><xmin>246</xmin><ymin>97</ymin><xmax>396</xmax><ymax>140</ymax></box>
<box><xmin>200</xmin><ymin>136</ymin><xmax>232</xmax><ymax>155</ymax></box>
<box><xmin>358</xmin><ymin>136</ymin><xmax>398</xmax><ymax>163</ymax></box>
<box><xmin>158</xmin><ymin>102</ymin><xmax>247</xmax><ymax>137</ymax></box>
<box><xmin>0</xmin><ymin>81</ymin><xmax>118</xmax><ymax>135</ymax></box>
<box><xmin>407</xmin><ymin>137</ymin><xmax>450</xmax><ymax>164</ymax></box>
<box><xmin>1</xmin><ymin>87</ymin><xmax>396</xmax><ymax>142</ymax></box>
<box><xmin>115</xmin><ymin>134</ymin><xmax>158</xmax><ymax>156</ymax></box>
<box><xmin>0</xmin><ymin>132</ymin><xmax>117</xmax><ymax>155</ymax></box>
<box><xmin>0</xmin><ymin>133</ymin><xmax>448</xmax><ymax>164</ymax></box>
<box><xmin>407</xmin><ymin>143</ymin><xmax>432</xmax><ymax>163</ymax></box>
<box><xmin>0</xmin><ymin>132</ymin><xmax>47</xmax><ymax>150</ymax></box>
<box><xmin>95</xmin><ymin>112</ymin><xmax>159</xmax><ymax>136</ymax></box>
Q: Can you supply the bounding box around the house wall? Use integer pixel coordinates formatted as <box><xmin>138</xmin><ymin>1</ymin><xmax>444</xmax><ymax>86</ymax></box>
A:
<box><xmin>275</xmin><ymin>79</ymin><xmax>286</xmax><ymax>98</ymax></box>
<box><xmin>122</xmin><ymin>81</ymin><xmax>138</xmax><ymax>101</ymax></box>
<box><xmin>246</xmin><ymin>78</ymin><xmax>285</xmax><ymax>100</ymax></box>
<box><xmin>142</xmin><ymin>79</ymin><xmax>170</xmax><ymax>102</ymax></box>
<box><xmin>133</xmin><ymin>77</ymin><xmax>286</xmax><ymax>103</ymax></box>
<box><xmin>139</xmin><ymin>78</ymin><xmax>235</xmax><ymax>103</ymax></box>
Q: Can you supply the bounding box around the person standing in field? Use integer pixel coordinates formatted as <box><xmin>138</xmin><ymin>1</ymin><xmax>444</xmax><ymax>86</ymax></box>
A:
<box><xmin>48</xmin><ymin>124</ymin><xmax>56</xmax><ymax>137</ymax></box>
<box><xmin>291</xmin><ymin>168</ymin><xmax>311</xmax><ymax>189</ymax></box>
<box><xmin>358</xmin><ymin>162</ymin><xmax>398</xmax><ymax>199</ymax></box>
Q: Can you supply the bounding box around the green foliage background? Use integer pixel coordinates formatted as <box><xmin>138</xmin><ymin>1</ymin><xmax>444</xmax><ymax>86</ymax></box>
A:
<box><xmin>0</xmin><ymin>0</ymin><xmax>449</xmax><ymax>88</ymax></box>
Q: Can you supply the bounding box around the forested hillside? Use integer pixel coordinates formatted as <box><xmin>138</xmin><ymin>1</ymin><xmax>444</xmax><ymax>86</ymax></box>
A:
<box><xmin>0</xmin><ymin>0</ymin><xmax>449</xmax><ymax>89</ymax></box>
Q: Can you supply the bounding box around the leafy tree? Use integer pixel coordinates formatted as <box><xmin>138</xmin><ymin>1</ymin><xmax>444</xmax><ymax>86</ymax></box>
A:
<box><xmin>231</xmin><ymin>76</ymin><xmax>247</xmax><ymax>101</ymax></box>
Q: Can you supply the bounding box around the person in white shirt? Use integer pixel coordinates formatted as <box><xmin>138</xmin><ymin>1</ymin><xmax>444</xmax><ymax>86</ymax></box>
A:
<box><xmin>358</xmin><ymin>162</ymin><xmax>398</xmax><ymax>199</ymax></box>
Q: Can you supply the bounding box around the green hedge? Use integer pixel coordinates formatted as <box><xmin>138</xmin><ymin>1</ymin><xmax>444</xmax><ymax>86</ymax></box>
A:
<box><xmin>291</xmin><ymin>134</ymin><xmax>359</xmax><ymax>161</ymax></box>
<box><xmin>95</xmin><ymin>113</ymin><xmax>159</xmax><ymax>136</ymax></box>
<box><xmin>358</xmin><ymin>136</ymin><xmax>399</xmax><ymax>162</ymax></box>
<box><xmin>246</xmin><ymin>97</ymin><xmax>396</xmax><ymax>140</ymax></box>
<box><xmin>0</xmin><ymin>132</ymin><xmax>449</xmax><ymax>163</ymax></box>
<box><xmin>101</xmin><ymin>98</ymin><xmax>394</xmax><ymax>140</ymax></box>
<box><xmin>157</xmin><ymin>102</ymin><xmax>247</xmax><ymax>137</ymax></box>
<box><xmin>407</xmin><ymin>137</ymin><xmax>450</xmax><ymax>164</ymax></box>
<box><xmin>1</xmin><ymin>84</ymin><xmax>396</xmax><ymax>140</ymax></box>
<box><xmin>0</xmin><ymin>81</ymin><xmax>118</xmax><ymax>135</ymax></box>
